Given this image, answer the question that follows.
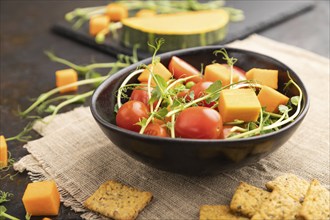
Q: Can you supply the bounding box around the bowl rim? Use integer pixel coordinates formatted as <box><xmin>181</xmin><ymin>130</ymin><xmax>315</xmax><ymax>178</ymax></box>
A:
<box><xmin>90</xmin><ymin>45</ymin><xmax>310</xmax><ymax>144</ymax></box>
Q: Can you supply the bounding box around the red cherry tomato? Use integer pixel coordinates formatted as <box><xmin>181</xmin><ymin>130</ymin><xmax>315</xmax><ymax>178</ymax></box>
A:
<box><xmin>130</xmin><ymin>87</ymin><xmax>149</xmax><ymax>106</ymax></box>
<box><xmin>144</xmin><ymin>123</ymin><xmax>169</xmax><ymax>137</ymax></box>
<box><xmin>175</xmin><ymin>107</ymin><xmax>223</xmax><ymax>139</ymax></box>
<box><xmin>116</xmin><ymin>100</ymin><xmax>149</xmax><ymax>132</ymax></box>
<box><xmin>168</xmin><ymin>56</ymin><xmax>203</xmax><ymax>83</ymax></box>
<box><xmin>130</xmin><ymin>85</ymin><xmax>158</xmax><ymax>109</ymax></box>
<box><xmin>188</xmin><ymin>81</ymin><xmax>216</xmax><ymax>107</ymax></box>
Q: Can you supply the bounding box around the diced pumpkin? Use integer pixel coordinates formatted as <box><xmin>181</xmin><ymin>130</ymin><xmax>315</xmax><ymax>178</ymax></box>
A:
<box><xmin>55</xmin><ymin>69</ymin><xmax>78</xmax><ymax>93</ymax></box>
<box><xmin>106</xmin><ymin>3</ymin><xmax>128</xmax><ymax>21</ymax></box>
<box><xmin>246</xmin><ymin>68</ymin><xmax>278</xmax><ymax>89</ymax></box>
<box><xmin>0</xmin><ymin>135</ymin><xmax>8</xmax><ymax>168</ymax></box>
<box><xmin>258</xmin><ymin>85</ymin><xmax>289</xmax><ymax>113</ymax></box>
<box><xmin>89</xmin><ymin>15</ymin><xmax>110</xmax><ymax>36</ymax></box>
<box><xmin>218</xmin><ymin>89</ymin><xmax>261</xmax><ymax>123</ymax></box>
<box><xmin>138</xmin><ymin>62</ymin><xmax>173</xmax><ymax>85</ymax></box>
<box><xmin>204</xmin><ymin>63</ymin><xmax>239</xmax><ymax>86</ymax></box>
<box><xmin>22</xmin><ymin>180</ymin><xmax>60</xmax><ymax>216</ymax></box>
<box><xmin>121</xmin><ymin>9</ymin><xmax>229</xmax><ymax>52</ymax></box>
<box><xmin>135</xmin><ymin>9</ymin><xmax>156</xmax><ymax>17</ymax></box>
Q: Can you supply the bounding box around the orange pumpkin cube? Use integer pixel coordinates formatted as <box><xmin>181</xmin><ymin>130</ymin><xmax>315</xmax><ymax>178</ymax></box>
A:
<box><xmin>22</xmin><ymin>180</ymin><xmax>60</xmax><ymax>216</ymax></box>
<box><xmin>258</xmin><ymin>85</ymin><xmax>289</xmax><ymax>113</ymax></box>
<box><xmin>246</xmin><ymin>68</ymin><xmax>278</xmax><ymax>89</ymax></box>
<box><xmin>55</xmin><ymin>68</ymin><xmax>78</xmax><ymax>93</ymax></box>
<box><xmin>0</xmin><ymin>135</ymin><xmax>8</xmax><ymax>168</ymax></box>
<box><xmin>218</xmin><ymin>89</ymin><xmax>261</xmax><ymax>123</ymax></box>
<box><xmin>204</xmin><ymin>63</ymin><xmax>239</xmax><ymax>86</ymax></box>
<box><xmin>89</xmin><ymin>15</ymin><xmax>110</xmax><ymax>36</ymax></box>
<box><xmin>138</xmin><ymin>62</ymin><xmax>173</xmax><ymax>85</ymax></box>
<box><xmin>106</xmin><ymin>3</ymin><xmax>128</xmax><ymax>21</ymax></box>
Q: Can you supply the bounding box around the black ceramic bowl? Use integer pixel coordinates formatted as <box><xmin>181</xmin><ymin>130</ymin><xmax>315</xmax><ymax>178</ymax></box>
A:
<box><xmin>90</xmin><ymin>46</ymin><xmax>309</xmax><ymax>175</ymax></box>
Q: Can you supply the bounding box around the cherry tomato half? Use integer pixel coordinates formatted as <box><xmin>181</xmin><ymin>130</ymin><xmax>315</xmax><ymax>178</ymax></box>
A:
<box><xmin>188</xmin><ymin>81</ymin><xmax>216</xmax><ymax>107</ymax></box>
<box><xmin>175</xmin><ymin>106</ymin><xmax>223</xmax><ymax>139</ymax></box>
<box><xmin>116</xmin><ymin>100</ymin><xmax>149</xmax><ymax>132</ymax></box>
<box><xmin>144</xmin><ymin>123</ymin><xmax>169</xmax><ymax>137</ymax></box>
<box><xmin>220</xmin><ymin>125</ymin><xmax>234</xmax><ymax>139</ymax></box>
<box><xmin>130</xmin><ymin>86</ymin><xmax>149</xmax><ymax>106</ymax></box>
<box><xmin>168</xmin><ymin>56</ymin><xmax>203</xmax><ymax>83</ymax></box>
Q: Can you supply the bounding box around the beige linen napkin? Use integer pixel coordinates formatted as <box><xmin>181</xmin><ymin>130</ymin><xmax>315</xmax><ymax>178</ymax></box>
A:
<box><xmin>14</xmin><ymin>34</ymin><xmax>329</xmax><ymax>219</ymax></box>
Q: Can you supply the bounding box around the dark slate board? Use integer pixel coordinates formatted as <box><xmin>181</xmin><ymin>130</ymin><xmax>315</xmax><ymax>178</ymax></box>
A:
<box><xmin>52</xmin><ymin>1</ymin><xmax>315</xmax><ymax>60</ymax></box>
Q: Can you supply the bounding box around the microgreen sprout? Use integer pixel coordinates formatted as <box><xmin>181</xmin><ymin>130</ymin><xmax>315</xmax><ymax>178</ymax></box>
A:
<box><xmin>214</xmin><ymin>48</ymin><xmax>238</xmax><ymax>88</ymax></box>
<box><xmin>49</xmin><ymin>90</ymin><xmax>94</xmax><ymax>118</ymax></box>
<box><xmin>214</xmin><ymin>48</ymin><xmax>237</xmax><ymax>67</ymax></box>
<box><xmin>19</xmin><ymin>76</ymin><xmax>107</xmax><ymax>118</ymax></box>
<box><xmin>45</xmin><ymin>51</ymin><xmax>130</xmax><ymax>76</ymax></box>
<box><xmin>0</xmin><ymin>205</ymin><xmax>20</xmax><ymax>220</ymax></box>
<box><xmin>65</xmin><ymin>6</ymin><xmax>106</xmax><ymax>29</ymax></box>
<box><xmin>25</xmin><ymin>213</ymin><xmax>31</xmax><ymax>220</ymax></box>
<box><xmin>5</xmin><ymin>122</ymin><xmax>35</xmax><ymax>142</ymax></box>
<box><xmin>0</xmin><ymin>191</ymin><xmax>13</xmax><ymax>204</ymax></box>
<box><xmin>36</xmin><ymin>95</ymin><xmax>77</xmax><ymax>114</ymax></box>
<box><xmin>0</xmin><ymin>151</ymin><xmax>19</xmax><ymax>181</ymax></box>
<box><xmin>0</xmin><ymin>191</ymin><xmax>19</xmax><ymax>220</ymax></box>
<box><xmin>96</xmin><ymin>22</ymin><xmax>123</xmax><ymax>44</ymax></box>
<box><xmin>117</xmin><ymin>69</ymin><xmax>144</xmax><ymax>109</ymax></box>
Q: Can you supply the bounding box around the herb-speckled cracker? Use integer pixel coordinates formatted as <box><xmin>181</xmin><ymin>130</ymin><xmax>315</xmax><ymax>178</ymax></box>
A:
<box><xmin>251</xmin><ymin>190</ymin><xmax>301</xmax><ymax>220</ymax></box>
<box><xmin>200</xmin><ymin>205</ymin><xmax>248</xmax><ymax>220</ymax></box>
<box><xmin>297</xmin><ymin>179</ymin><xmax>330</xmax><ymax>220</ymax></box>
<box><xmin>84</xmin><ymin>180</ymin><xmax>152</xmax><ymax>220</ymax></box>
<box><xmin>230</xmin><ymin>182</ymin><xmax>270</xmax><ymax>217</ymax></box>
<box><xmin>265</xmin><ymin>173</ymin><xmax>309</xmax><ymax>202</ymax></box>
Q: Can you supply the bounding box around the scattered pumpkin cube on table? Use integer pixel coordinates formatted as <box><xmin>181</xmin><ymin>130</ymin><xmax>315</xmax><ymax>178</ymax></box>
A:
<box><xmin>218</xmin><ymin>88</ymin><xmax>261</xmax><ymax>123</ymax></box>
<box><xmin>246</xmin><ymin>68</ymin><xmax>278</xmax><ymax>89</ymax></box>
<box><xmin>89</xmin><ymin>15</ymin><xmax>110</xmax><ymax>36</ymax></box>
<box><xmin>22</xmin><ymin>180</ymin><xmax>61</xmax><ymax>216</ymax></box>
<box><xmin>106</xmin><ymin>3</ymin><xmax>128</xmax><ymax>22</ymax></box>
<box><xmin>0</xmin><ymin>135</ymin><xmax>8</xmax><ymax>168</ymax></box>
<box><xmin>258</xmin><ymin>85</ymin><xmax>289</xmax><ymax>113</ymax></box>
<box><xmin>55</xmin><ymin>68</ymin><xmax>78</xmax><ymax>93</ymax></box>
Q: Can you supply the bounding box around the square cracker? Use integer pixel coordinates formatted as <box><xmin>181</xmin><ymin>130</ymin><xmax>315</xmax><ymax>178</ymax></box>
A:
<box><xmin>251</xmin><ymin>189</ymin><xmax>301</xmax><ymax>220</ymax></box>
<box><xmin>200</xmin><ymin>205</ymin><xmax>248</xmax><ymax>220</ymax></box>
<box><xmin>265</xmin><ymin>173</ymin><xmax>309</xmax><ymax>202</ymax></box>
<box><xmin>297</xmin><ymin>179</ymin><xmax>330</xmax><ymax>220</ymax></box>
<box><xmin>230</xmin><ymin>182</ymin><xmax>270</xmax><ymax>217</ymax></box>
<box><xmin>84</xmin><ymin>180</ymin><xmax>152</xmax><ymax>220</ymax></box>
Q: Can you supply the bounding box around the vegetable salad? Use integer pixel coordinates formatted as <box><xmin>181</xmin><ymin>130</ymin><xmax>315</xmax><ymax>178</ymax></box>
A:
<box><xmin>115</xmin><ymin>46</ymin><xmax>303</xmax><ymax>139</ymax></box>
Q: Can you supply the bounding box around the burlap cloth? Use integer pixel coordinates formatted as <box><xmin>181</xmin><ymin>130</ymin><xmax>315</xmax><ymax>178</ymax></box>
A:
<box><xmin>14</xmin><ymin>34</ymin><xmax>329</xmax><ymax>219</ymax></box>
